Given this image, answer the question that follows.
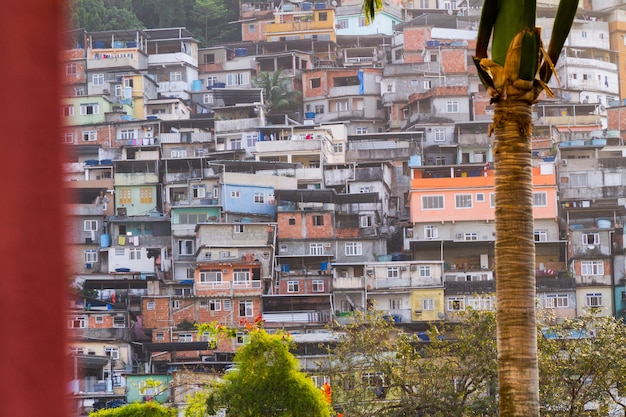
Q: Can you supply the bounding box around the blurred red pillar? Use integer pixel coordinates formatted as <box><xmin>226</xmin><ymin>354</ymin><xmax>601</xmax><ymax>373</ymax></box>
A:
<box><xmin>0</xmin><ymin>0</ymin><xmax>68</xmax><ymax>416</ymax></box>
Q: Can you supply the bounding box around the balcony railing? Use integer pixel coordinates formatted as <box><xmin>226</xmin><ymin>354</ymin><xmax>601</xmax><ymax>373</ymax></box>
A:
<box><xmin>262</xmin><ymin>310</ymin><xmax>331</xmax><ymax>324</ymax></box>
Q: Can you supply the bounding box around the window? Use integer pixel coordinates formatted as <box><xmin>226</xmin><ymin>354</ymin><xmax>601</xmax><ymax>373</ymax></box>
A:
<box><xmin>314</xmin><ymin>104</ymin><xmax>324</xmax><ymax>114</ymax></box>
<box><xmin>423</xmin><ymin>80</ymin><xmax>432</xmax><ymax>89</ymax></box>
<box><xmin>120</xmin><ymin>129</ymin><xmax>135</xmax><ymax>140</ymax></box>
<box><xmin>389</xmin><ymin>298</ymin><xmax>402</xmax><ymax>310</ymax></box>
<box><xmin>80</xmin><ymin>103</ymin><xmax>99</xmax><ymax>115</ymax></box>
<box><xmin>312</xmin><ymin>280</ymin><xmax>324</xmax><ymax>292</ymax></box>
<box><xmin>422</xmin><ymin>195</ymin><xmax>444</xmax><ymax>210</ymax></box>
<box><xmin>82</xmin><ymin>130</ymin><xmax>97</xmax><ymax>141</ymax></box>
<box><xmin>313</xmin><ymin>215</ymin><xmax>324</xmax><ymax>226</ymax></box>
<box><xmin>75</xmin><ymin>87</ymin><xmax>85</xmax><ymax>96</ymax></box>
<box><xmin>236</xmin><ymin>332</ymin><xmax>250</xmax><ymax>345</ymax></box>
<box><xmin>358</xmin><ymin>16</ymin><xmax>367</xmax><ymax>27</ymax></box>
<box><xmin>139</xmin><ymin>188</ymin><xmax>153</xmax><ymax>204</ymax></box>
<box><xmin>92</xmin><ymin>73</ymin><xmax>104</xmax><ymax>85</ymax></box>
<box><xmin>345</xmin><ymin>242</ymin><xmax>362</xmax><ymax>256</ymax></box>
<box><xmin>223</xmin><ymin>299</ymin><xmax>232</xmax><ymax>311</ymax></box>
<box><xmin>172</xmin><ymin>300</ymin><xmax>181</xmax><ymax>309</ymax></box>
<box><xmin>206</xmin><ymin>76</ymin><xmax>218</xmax><ymax>87</ymax></box>
<box><xmin>155</xmin><ymin>332</ymin><xmax>164</xmax><ymax>341</ymax></box>
<box><xmin>62</xmin><ymin>105</ymin><xmax>74</xmax><ymax>117</ymax></box>
<box><xmin>248</xmin><ymin>23</ymin><xmax>255</xmax><ymax>33</ymax></box>
<box><xmin>254</xmin><ymin>193</ymin><xmax>265</xmax><ymax>204</ymax></box>
<box><xmin>422</xmin><ymin>298</ymin><xmax>435</xmax><ymax>311</ymax></box>
<box><xmin>424</xmin><ymin>225</ymin><xmax>438</xmax><ymax>238</ymax></box>
<box><xmin>233</xmin><ymin>269</ymin><xmax>250</xmax><ymax>284</ymax></box>
<box><xmin>68</xmin><ymin>316</ymin><xmax>86</xmax><ymax>328</ymax></box>
<box><xmin>84</xmin><ymin>249</ymin><xmax>98</xmax><ymax>263</ymax></box>
<box><xmin>582</xmin><ymin>233</ymin><xmax>599</xmax><ymax>245</ymax></box>
<box><xmin>230</xmin><ymin>138</ymin><xmax>242</xmax><ymax>150</ymax></box>
<box><xmin>171</xmin><ymin>149</ymin><xmax>187</xmax><ymax>158</ymax></box>
<box><xmin>231</xmin><ymin>190</ymin><xmax>241</xmax><ymax>198</ymax></box>
<box><xmin>287</xmin><ymin>281</ymin><xmax>300</xmax><ymax>293</ymax></box>
<box><xmin>169</xmin><ymin>71</ymin><xmax>182</xmax><ymax>82</ymax></box>
<box><xmin>192</xmin><ymin>185</ymin><xmax>206</xmax><ymax>199</ymax></box>
<box><xmin>178</xmin><ymin>333</ymin><xmax>193</xmax><ymax>343</ymax></box>
<box><xmin>534</xmin><ymin>230</ymin><xmax>548</xmax><ymax>242</ymax></box>
<box><xmin>532</xmin><ymin>192</ymin><xmax>547</xmax><ymax>207</ymax></box>
<box><xmin>586</xmin><ymin>293</ymin><xmax>603</xmax><ymax>307</ymax></box>
<box><xmin>118</xmin><ymin>188</ymin><xmax>132</xmax><ymax>205</ymax></box>
<box><xmin>455</xmin><ymin>194</ymin><xmax>473</xmax><ymax>209</ymax></box>
<box><xmin>66</xmin><ymin>63</ymin><xmax>77</xmax><ymax>75</ymax></box>
<box><xmin>129</xmin><ymin>248</ymin><xmax>141</xmax><ymax>260</ymax></box>
<box><xmin>84</xmin><ymin>220</ymin><xmax>98</xmax><ymax>231</ymax></box>
<box><xmin>418</xmin><ymin>265</ymin><xmax>431</xmax><ymax>278</ymax></box>
<box><xmin>318</xmin><ymin>11</ymin><xmax>328</xmax><ymax>21</ymax></box>
<box><xmin>581</xmin><ymin>31</ymin><xmax>587</xmax><ymax>38</ymax></box>
<box><xmin>114</xmin><ymin>84</ymin><xmax>122</xmax><ymax>97</ymax></box>
<box><xmin>333</xmin><ymin>143</ymin><xmax>343</xmax><ymax>153</ymax></box>
<box><xmin>63</xmin><ymin>132</ymin><xmax>74</xmax><ymax>144</ymax></box>
<box><xmin>387</xmin><ymin>267</ymin><xmax>399</xmax><ymax>278</ymax></box>
<box><xmin>104</xmin><ymin>347</ymin><xmax>119</xmax><ymax>359</ymax></box>
<box><xmin>490</xmin><ymin>192</ymin><xmax>495</xmax><ymax>208</ymax></box>
<box><xmin>227</xmin><ymin>72</ymin><xmax>249</xmax><ymax>86</ymax></box>
<box><xmin>336</xmin><ymin>19</ymin><xmax>349</xmax><ymax>29</ymax></box>
<box><xmin>311</xmin><ymin>78</ymin><xmax>321</xmax><ymax>88</ymax></box>
<box><xmin>246</xmin><ymin>134</ymin><xmax>257</xmax><ymax>147</ymax></box>
<box><xmin>360</xmin><ymin>215</ymin><xmax>372</xmax><ymax>228</ymax></box>
<box><xmin>239</xmin><ymin>300</ymin><xmax>253</xmax><ymax>317</ymax></box>
<box><xmin>200</xmin><ymin>270</ymin><xmax>222</xmax><ymax>284</ymax></box>
<box><xmin>430</xmin><ymin>52</ymin><xmax>438</xmax><ymax>62</ymax></box>
<box><xmin>202</xmin><ymin>93</ymin><xmax>214</xmax><ymax>104</ymax></box>
<box><xmin>113</xmin><ymin>316</ymin><xmax>125</xmax><ymax>328</ymax></box>
<box><xmin>570</xmin><ymin>173</ymin><xmax>588</xmax><ymax>188</ymax></box>
<box><xmin>545</xmin><ymin>294</ymin><xmax>568</xmax><ymax>308</ymax></box>
<box><xmin>356</xmin><ymin>127</ymin><xmax>368</xmax><ymax>134</ymax></box>
<box><xmin>446</xmin><ymin>101</ymin><xmax>459</xmax><ymax>113</ymax></box>
<box><xmin>361</xmin><ymin>372</ymin><xmax>385</xmax><ymax>387</ymax></box>
<box><xmin>434</xmin><ymin>129</ymin><xmax>446</xmax><ymax>142</ymax></box>
<box><xmin>581</xmin><ymin>261</ymin><xmax>604</xmax><ymax>276</ymax></box>
<box><xmin>468</xmin><ymin>296</ymin><xmax>493</xmax><ymax>310</ymax></box>
<box><xmin>178</xmin><ymin>240</ymin><xmax>194</xmax><ymax>256</ymax></box>
<box><xmin>209</xmin><ymin>300</ymin><xmax>221</xmax><ymax>311</ymax></box>
<box><xmin>463</xmin><ymin>232</ymin><xmax>479</xmax><ymax>241</ymax></box>
<box><xmin>146</xmin><ymin>301</ymin><xmax>155</xmax><ymax>310</ymax></box>
<box><xmin>310</xmin><ymin>243</ymin><xmax>324</xmax><ymax>255</ymax></box>
<box><xmin>234</xmin><ymin>224</ymin><xmax>244</xmax><ymax>234</ymax></box>
<box><xmin>447</xmin><ymin>297</ymin><xmax>465</xmax><ymax>311</ymax></box>
<box><xmin>476</xmin><ymin>193</ymin><xmax>485</xmax><ymax>202</ymax></box>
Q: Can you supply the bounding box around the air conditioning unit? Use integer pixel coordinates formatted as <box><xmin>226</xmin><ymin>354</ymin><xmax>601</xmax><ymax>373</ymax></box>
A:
<box><xmin>202</xmin><ymin>356</ymin><xmax>214</xmax><ymax>363</ymax></box>
<box><xmin>410</xmin><ymin>266</ymin><xmax>417</xmax><ymax>271</ymax></box>
<box><xmin>414</xmin><ymin>310</ymin><xmax>422</xmax><ymax>314</ymax></box>
<box><xmin>455</xmin><ymin>233</ymin><xmax>463</xmax><ymax>239</ymax></box>
<box><xmin>400</xmin><ymin>266</ymin><xmax>407</xmax><ymax>271</ymax></box>
<box><xmin>85</xmin><ymin>263</ymin><xmax>93</xmax><ymax>269</ymax></box>
<box><xmin>103</xmin><ymin>89</ymin><xmax>110</xmax><ymax>94</ymax></box>
<box><xmin>561</xmin><ymin>159</ymin><xmax>568</xmax><ymax>166</ymax></box>
<box><xmin>222</xmin><ymin>269</ymin><xmax>229</xmax><ymax>274</ymax></box>
<box><xmin>323</xmin><ymin>243</ymin><xmax>332</xmax><ymax>248</ymax></box>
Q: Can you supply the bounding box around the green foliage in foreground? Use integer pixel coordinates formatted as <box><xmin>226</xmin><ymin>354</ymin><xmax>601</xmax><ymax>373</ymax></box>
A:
<box><xmin>187</xmin><ymin>328</ymin><xmax>330</xmax><ymax>417</ymax></box>
<box><xmin>89</xmin><ymin>402</ymin><xmax>176</xmax><ymax>417</ymax></box>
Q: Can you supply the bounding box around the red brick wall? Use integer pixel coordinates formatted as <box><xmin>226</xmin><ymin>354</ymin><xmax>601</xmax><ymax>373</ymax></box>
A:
<box><xmin>607</xmin><ymin>106</ymin><xmax>626</xmax><ymax>143</ymax></box>
<box><xmin>441</xmin><ymin>49</ymin><xmax>466</xmax><ymax>73</ymax></box>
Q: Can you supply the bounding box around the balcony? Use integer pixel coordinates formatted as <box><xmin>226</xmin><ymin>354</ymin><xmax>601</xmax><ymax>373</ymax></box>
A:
<box><xmin>255</xmin><ymin>138</ymin><xmax>322</xmax><ymax>153</ymax></box>
<box><xmin>113</xmin><ymin>172</ymin><xmax>159</xmax><ymax>186</ymax></box>
<box><xmin>87</xmin><ymin>49</ymin><xmax>146</xmax><ymax>71</ymax></box>
<box><xmin>160</xmin><ymin>132</ymin><xmax>212</xmax><ymax>144</ymax></box>
<box><xmin>157</xmin><ymin>80</ymin><xmax>188</xmax><ymax>94</ymax></box>
<box><xmin>215</xmin><ymin>117</ymin><xmax>261</xmax><ymax>133</ymax></box>
<box><xmin>262</xmin><ymin>310</ymin><xmax>331</xmax><ymax>325</ymax></box>
<box><xmin>148</xmin><ymin>52</ymin><xmax>197</xmax><ymax>68</ymax></box>
<box><xmin>333</xmin><ymin>276</ymin><xmax>365</xmax><ymax>290</ymax></box>
<box><xmin>445</xmin><ymin>280</ymin><xmax>496</xmax><ymax>294</ymax></box>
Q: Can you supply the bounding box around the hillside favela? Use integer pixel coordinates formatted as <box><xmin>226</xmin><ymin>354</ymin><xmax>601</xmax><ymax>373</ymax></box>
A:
<box><xmin>64</xmin><ymin>0</ymin><xmax>626</xmax><ymax>415</ymax></box>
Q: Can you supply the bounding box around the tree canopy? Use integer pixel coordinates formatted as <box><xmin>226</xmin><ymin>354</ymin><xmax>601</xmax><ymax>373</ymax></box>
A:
<box><xmin>187</xmin><ymin>326</ymin><xmax>330</xmax><ymax>417</ymax></box>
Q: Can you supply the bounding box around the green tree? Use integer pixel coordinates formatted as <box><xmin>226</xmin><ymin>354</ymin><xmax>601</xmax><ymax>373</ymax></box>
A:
<box><xmin>69</xmin><ymin>0</ymin><xmax>144</xmax><ymax>30</ymax></box>
<box><xmin>188</xmin><ymin>0</ymin><xmax>229</xmax><ymax>46</ymax></box>
<box><xmin>538</xmin><ymin>314</ymin><xmax>626</xmax><ymax>416</ymax></box>
<box><xmin>89</xmin><ymin>402</ymin><xmax>176</xmax><ymax>417</ymax></box>
<box><xmin>361</xmin><ymin>1</ymin><xmax>577</xmax><ymax>415</ymax></box>
<box><xmin>329</xmin><ymin>310</ymin><xmax>497</xmax><ymax>417</ymax></box>
<box><xmin>191</xmin><ymin>328</ymin><xmax>330</xmax><ymax>417</ymax></box>
<box><xmin>253</xmin><ymin>71</ymin><xmax>303</xmax><ymax>116</ymax></box>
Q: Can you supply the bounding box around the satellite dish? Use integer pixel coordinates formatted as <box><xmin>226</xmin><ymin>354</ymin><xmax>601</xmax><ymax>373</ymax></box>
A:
<box><xmin>331</xmin><ymin>0</ymin><xmax>337</xmax><ymax>5</ymax></box>
<box><xmin>447</xmin><ymin>9</ymin><xmax>453</xmax><ymax>15</ymax></box>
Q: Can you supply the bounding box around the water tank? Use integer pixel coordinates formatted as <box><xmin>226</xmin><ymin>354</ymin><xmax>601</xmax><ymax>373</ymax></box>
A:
<box><xmin>100</xmin><ymin>234</ymin><xmax>111</xmax><ymax>248</ymax></box>
<box><xmin>191</xmin><ymin>80</ymin><xmax>203</xmax><ymax>91</ymax></box>
<box><xmin>597</xmin><ymin>219</ymin><xmax>611</xmax><ymax>229</ymax></box>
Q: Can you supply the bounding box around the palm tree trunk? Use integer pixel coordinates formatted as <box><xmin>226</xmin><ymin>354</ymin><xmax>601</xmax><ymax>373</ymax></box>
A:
<box><xmin>493</xmin><ymin>99</ymin><xmax>539</xmax><ymax>416</ymax></box>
